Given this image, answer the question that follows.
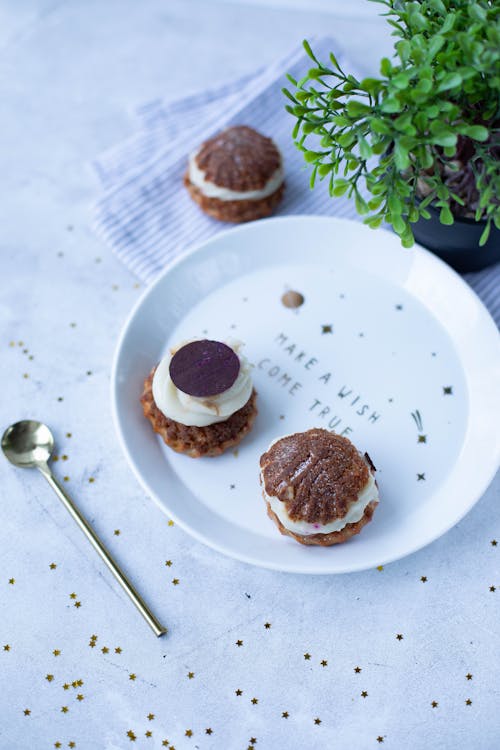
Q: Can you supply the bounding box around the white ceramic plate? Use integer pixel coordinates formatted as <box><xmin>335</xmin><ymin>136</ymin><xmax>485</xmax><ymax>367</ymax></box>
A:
<box><xmin>112</xmin><ymin>216</ymin><xmax>500</xmax><ymax>573</ymax></box>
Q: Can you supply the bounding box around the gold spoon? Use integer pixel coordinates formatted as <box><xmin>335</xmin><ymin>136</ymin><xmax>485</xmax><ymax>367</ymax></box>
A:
<box><xmin>2</xmin><ymin>420</ymin><xmax>166</xmax><ymax>637</ymax></box>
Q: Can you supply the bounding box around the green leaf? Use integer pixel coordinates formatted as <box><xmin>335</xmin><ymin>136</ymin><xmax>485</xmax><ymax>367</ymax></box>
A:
<box><xmin>358</xmin><ymin>135</ymin><xmax>373</xmax><ymax>160</ymax></box>
<box><xmin>346</xmin><ymin>100</ymin><xmax>371</xmax><ymax>117</ymax></box>
<box><xmin>468</xmin><ymin>4</ymin><xmax>487</xmax><ymax>23</ymax></box>
<box><xmin>380</xmin><ymin>57</ymin><xmax>392</xmax><ymax>77</ymax></box>
<box><xmin>401</xmin><ymin>226</ymin><xmax>415</xmax><ymax>248</ymax></box>
<box><xmin>427</xmin><ymin>35</ymin><xmax>445</xmax><ymax>60</ymax></box>
<box><xmin>436</xmin><ymin>72</ymin><xmax>462</xmax><ymax>92</ymax></box>
<box><xmin>355</xmin><ymin>192</ymin><xmax>369</xmax><ymax>215</ymax></box>
<box><xmin>392</xmin><ymin>213</ymin><xmax>406</xmax><ymax>234</ymax></box>
<box><xmin>332</xmin><ymin>180</ymin><xmax>350</xmax><ymax>197</ymax></box>
<box><xmin>360</xmin><ymin>77</ymin><xmax>382</xmax><ymax>95</ymax></box>
<box><xmin>441</xmin><ymin>13</ymin><xmax>456</xmax><ymax>33</ymax></box>
<box><xmin>310</xmin><ymin>165</ymin><xmax>318</xmax><ymax>189</ymax></box>
<box><xmin>364</xmin><ymin>215</ymin><xmax>384</xmax><ymax>229</ymax></box>
<box><xmin>392</xmin><ymin>72</ymin><xmax>410</xmax><ymax>89</ymax></box>
<box><xmin>318</xmin><ymin>163</ymin><xmax>333</xmax><ymax>176</ymax></box>
<box><xmin>302</xmin><ymin>39</ymin><xmax>319</xmax><ymax>63</ymax></box>
<box><xmin>303</xmin><ymin>150</ymin><xmax>322</xmax><ymax>163</ymax></box>
<box><xmin>463</xmin><ymin>125</ymin><xmax>489</xmax><ymax>141</ymax></box>
<box><xmin>370</xmin><ymin>118</ymin><xmax>392</xmax><ymax>135</ymax></box>
<box><xmin>396</xmin><ymin>40</ymin><xmax>411</xmax><ymax>62</ymax></box>
<box><xmin>394</xmin><ymin>141</ymin><xmax>411</xmax><ymax>170</ymax></box>
<box><xmin>440</xmin><ymin>206</ymin><xmax>454</xmax><ymax>225</ymax></box>
<box><xmin>380</xmin><ymin>97</ymin><xmax>401</xmax><ymax>113</ymax></box>
<box><xmin>479</xmin><ymin>221</ymin><xmax>491</xmax><ymax>246</ymax></box>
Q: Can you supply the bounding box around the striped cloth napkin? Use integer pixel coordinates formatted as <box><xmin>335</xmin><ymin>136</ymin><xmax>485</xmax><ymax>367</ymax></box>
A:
<box><xmin>93</xmin><ymin>37</ymin><xmax>499</xmax><ymax>326</ymax></box>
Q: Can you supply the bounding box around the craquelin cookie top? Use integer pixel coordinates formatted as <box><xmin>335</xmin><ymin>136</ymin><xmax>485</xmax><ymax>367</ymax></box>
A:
<box><xmin>194</xmin><ymin>126</ymin><xmax>282</xmax><ymax>192</ymax></box>
<box><xmin>259</xmin><ymin>428</ymin><xmax>371</xmax><ymax>525</ymax></box>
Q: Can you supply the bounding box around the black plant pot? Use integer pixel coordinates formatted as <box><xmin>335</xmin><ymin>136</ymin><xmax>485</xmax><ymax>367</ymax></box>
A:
<box><xmin>412</xmin><ymin>204</ymin><xmax>500</xmax><ymax>273</ymax></box>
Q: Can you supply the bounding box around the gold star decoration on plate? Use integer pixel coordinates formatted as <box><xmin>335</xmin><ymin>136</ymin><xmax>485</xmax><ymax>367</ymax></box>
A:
<box><xmin>101</xmin><ymin>646</ymin><xmax>109</xmax><ymax>654</ymax></box>
<box><xmin>3</xmin><ymin>645</ymin><xmax>10</xmax><ymax>652</ymax></box>
<box><xmin>251</xmin><ymin>697</ymin><xmax>258</xmax><ymax>705</ymax></box>
<box><xmin>361</xmin><ymin>691</ymin><xmax>368</xmax><ymax>698</ymax></box>
<box><xmin>76</xmin><ymin>694</ymin><xmax>84</xmax><ymax>702</ymax></box>
<box><xmin>489</xmin><ymin>585</ymin><xmax>496</xmax><ymax>592</ymax></box>
<box><xmin>172</xmin><ymin>579</ymin><xmax>179</xmax><ymax>586</ymax></box>
<box><xmin>126</xmin><ymin>730</ymin><xmax>136</xmax><ymax>741</ymax></box>
<box><xmin>129</xmin><ymin>673</ymin><xmax>136</xmax><ymax>681</ymax></box>
<box><xmin>115</xmin><ymin>647</ymin><xmax>122</xmax><ymax>654</ymax></box>
<box><xmin>54</xmin><ymin>743</ymin><xmax>61</xmax><ymax>748</ymax></box>
<box><xmin>431</xmin><ymin>701</ymin><xmax>438</xmax><ymax>708</ymax></box>
<box><xmin>264</xmin><ymin>622</ymin><xmax>271</xmax><ymax>629</ymax></box>
<box><xmin>63</xmin><ymin>683</ymin><xmax>70</xmax><ymax>690</ymax></box>
<box><xmin>147</xmin><ymin>713</ymin><xmax>155</xmax><ymax>721</ymax></box>
<box><xmin>69</xmin><ymin>593</ymin><xmax>76</xmax><ymax>599</ymax></box>
<box><xmin>354</xmin><ymin>666</ymin><xmax>362</xmax><ymax>673</ymax></box>
<box><xmin>61</xmin><ymin>706</ymin><xmax>69</xmax><ymax>714</ymax></box>
<box><xmin>205</xmin><ymin>728</ymin><xmax>213</xmax><ymax>735</ymax></box>
<box><xmin>46</xmin><ymin>674</ymin><xmax>54</xmax><ymax>681</ymax></box>
<box><xmin>377</xmin><ymin>737</ymin><xmax>384</xmax><ymax>743</ymax></box>
<box><xmin>443</xmin><ymin>386</ymin><xmax>453</xmax><ymax>395</ymax></box>
<box><xmin>396</xmin><ymin>634</ymin><xmax>404</xmax><ymax>640</ymax></box>
<box><xmin>236</xmin><ymin>640</ymin><xmax>243</xmax><ymax>647</ymax></box>
<box><xmin>282</xmin><ymin>711</ymin><xmax>289</xmax><ymax>718</ymax></box>
<box><xmin>376</xmin><ymin>566</ymin><xmax>384</xmax><ymax>571</ymax></box>
<box><xmin>114</xmin><ymin>530</ymin><xmax>120</xmax><ymax>536</ymax></box>
<box><xmin>49</xmin><ymin>563</ymin><xmax>57</xmax><ymax>570</ymax></box>
<box><xmin>304</xmin><ymin>653</ymin><xmax>311</xmax><ymax>660</ymax></box>
<box><xmin>321</xmin><ymin>324</ymin><xmax>333</xmax><ymax>334</ymax></box>
<box><xmin>8</xmin><ymin>578</ymin><xmax>15</xmax><ymax>585</ymax></box>
<box><xmin>185</xmin><ymin>729</ymin><xmax>192</xmax><ymax>737</ymax></box>
<box><xmin>145</xmin><ymin>731</ymin><xmax>152</xmax><ymax>738</ymax></box>
<box><xmin>23</xmin><ymin>709</ymin><xmax>31</xmax><ymax>716</ymax></box>
<box><xmin>187</xmin><ymin>672</ymin><xmax>194</xmax><ymax>679</ymax></box>
<box><xmin>314</xmin><ymin>717</ymin><xmax>321</xmax><ymax>725</ymax></box>
<box><xmin>53</xmin><ymin>649</ymin><xmax>61</xmax><ymax>656</ymax></box>
<box><xmin>68</xmin><ymin>743</ymin><xmax>75</xmax><ymax>748</ymax></box>
<box><xmin>465</xmin><ymin>698</ymin><xmax>472</xmax><ymax>705</ymax></box>
<box><xmin>491</xmin><ymin>540</ymin><xmax>498</xmax><ymax>546</ymax></box>
<box><xmin>421</xmin><ymin>576</ymin><xmax>428</xmax><ymax>582</ymax></box>
<box><xmin>165</xmin><ymin>560</ymin><xmax>172</xmax><ymax>567</ymax></box>
<box><xmin>466</xmin><ymin>673</ymin><xmax>473</xmax><ymax>680</ymax></box>
<box><xmin>320</xmin><ymin>660</ymin><xmax>328</xmax><ymax>667</ymax></box>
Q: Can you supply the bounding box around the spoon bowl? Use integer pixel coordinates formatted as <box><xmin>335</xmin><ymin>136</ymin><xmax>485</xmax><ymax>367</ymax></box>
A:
<box><xmin>2</xmin><ymin>420</ymin><xmax>54</xmax><ymax>467</ymax></box>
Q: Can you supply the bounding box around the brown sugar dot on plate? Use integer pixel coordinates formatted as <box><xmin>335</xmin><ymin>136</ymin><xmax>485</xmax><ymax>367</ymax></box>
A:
<box><xmin>281</xmin><ymin>290</ymin><xmax>304</xmax><ymax>308</ymax></box>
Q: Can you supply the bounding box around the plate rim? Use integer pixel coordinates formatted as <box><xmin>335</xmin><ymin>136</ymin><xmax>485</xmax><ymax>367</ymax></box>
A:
<box><xmin>111</xmin><ymin>215</ymin><xmax>500</xmax><ymax>574</ymax></box>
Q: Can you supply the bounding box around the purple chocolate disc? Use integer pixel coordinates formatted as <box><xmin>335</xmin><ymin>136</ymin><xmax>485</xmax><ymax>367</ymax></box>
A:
<box><xmin>169</xmin><ymin>339</ymin><xmax>240</xmax><ymax>397</ymax></box>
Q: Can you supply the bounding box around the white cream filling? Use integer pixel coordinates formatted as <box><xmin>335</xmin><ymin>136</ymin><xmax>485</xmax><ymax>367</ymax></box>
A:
<box><xmin>261</xmin><ymin>458</ymin><xmax>378</xmax><ymax>536</ymax></box>
<box><xmin>152</xmin><ymin>340</ymin><xmax>253</xmax><ymax>427</ymax></box>
<box><xmin>188</xmin><ymin>152</ymin><xmax>284</xmax><ymax>201</ymax></box>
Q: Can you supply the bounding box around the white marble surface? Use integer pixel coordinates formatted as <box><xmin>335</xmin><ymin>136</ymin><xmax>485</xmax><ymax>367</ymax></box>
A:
<box><xmin>1</xmin><ymin>2</ymin><xmax>499</xmax><ymax>749</ymax></box>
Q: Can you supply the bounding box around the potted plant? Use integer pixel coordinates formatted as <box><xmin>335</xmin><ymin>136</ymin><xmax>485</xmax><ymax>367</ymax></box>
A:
<box><xmin>283</xmin><ymin>0</ymin><xmax>500</xmax><ymax>272</ymax></box>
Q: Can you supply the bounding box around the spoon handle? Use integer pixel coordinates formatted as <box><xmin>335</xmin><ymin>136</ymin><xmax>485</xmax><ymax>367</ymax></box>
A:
<box><xmin>38</xmin><ymin>463</ymin><xmax>167</xmax><ymax>637</ymax></box>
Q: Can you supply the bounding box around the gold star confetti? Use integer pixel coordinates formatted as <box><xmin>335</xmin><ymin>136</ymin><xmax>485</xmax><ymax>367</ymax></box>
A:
<box><xmin>421</xmin><ymin>576</ymin><xmax>428</xmax><ymax>582</ymax></box>
<box><xmin>418</xmin><ymin>434</ymin><xmax>427</xmax><ymax>443</ymax></box>
<box><xmin>68</xmin><ymin>743</ymin><xmax>75</xmax><ymax>749</ymax></box>
<box><xmin>101</xmin><ymin>646</ymin><xmax>109</xmax><ymax>654</ymax></box>
<box><xmin>23</xmin><ymin>709</ymin><xmax>31</xmax><ymax>716</ymax></box>
<box><xmin>236</xmin><ymin>640</ymin><xmax>243</xmax><ymax>647</ymax></box>
<box><xmin>74</xmin><ymin>601</ymin><xmax>81</xmax><ymax>608</ymax></box>
<box><xmin>205</xmin><ymin>728</ymin><xmax>213</xmax><ymax>735</ymax></box>
<box><xmin>115</xmin><ymin>647</ymin><xmax>122</xmax><ymax>654</ymax></box>
<box><xmin>3</xmin><ymin>645</ymin><xmax>10</xmax><ymax>652</ymax></box>
<box><xmin>66</xmin><ymin>433</ymin><xmax>72</xmax><ymax>438</ymax></box>
<box><xmin>235</xmin><ymin>689</ymin><xmax>242</xmax><ymax>696</ymax></box>
<box><xmin>165</xmin><ymin>560</ymin><xmax>172</xmax><ymax>567</ymax></box>
<box><xmin>162</xmin><ymin>742</ymin><xmax>169</xmax><ymax>747</ymax></box>
<box><xmin>114</xmin><ymin>530</ymin><xmax>120</xmax><ymax>536</ymax></box>
<box><xmin>187</xmin><ymin>672</ymin><xmax>194</xmax><ymax>679</ymax></box>
<box><xmin>71</xmin><ymin>681</ymin><xmax>78</xmax><ymax>688</ymax></box>
<box><xmin>62</xmin><ymin>454</ymin><xmax>68</xmax><ymax>461</ymax></box>
<box><xmin>466</xmin><ymin>673</ymin><xmax>473</xmax><ymax>680</ymax></box>
<box><xmin>53</xmin><ymin>649</ymin><xmax>61</xmax><ymax>656</ymax></box>
<box><xmin>61</xmin><ymin>706</ymin><xmax>69</xmax><ymax>713</ymax></box>
<box><xmin>172</xmin><ymin>578</ymin><xmax>179</xmax><ymax>585</ymax></box>
<box><xmin>431</xmin><ymin>701</ymin><xmax>438</xmax><ymax>708</ymax></box>
<box><xmin>361</xmin><ymin>691</ymin><xmax>368</xmax><ymax>698</ymax></box>
<box><xmin>88</xmin><ymin>477</ymin><xmax>95</xmax><ymax>484</ymax></box>
<box><xmin>63</xmin><ymin>683</ymin><xmax>70</xmax><ymax>690</ymax></box>
<box><xmin>282</xmin><ymin>711</ymin><xmax>289</xmax><ymax>718</ymax></box>
<box><xmin>264</xmin><ymin>622</ymin><xmax>271</xmax><ymax>629</ymax></box>
<box><xmin>63</xmin><ymin>476</ymin><xmax>70</xmax><ymax>482</ymax></box>
<box><xmin>69</xmin><ymin>593</ymin><xmax>76</xmax><ymax>599</ymax></box>
<box><xmin>23</xmin><ymin>373</ymin><xmax>29</xmax><ymax>379</ymax></box>
<box><xmin>417</xmin><ymin>473</ymin><xmax>426</xmax><ymax>481</ymax></box>
<box><xmin>377</xmin><ymin>737</ymin><xmax>384</xmax><ymax>743</ymax></box>
<box><xmin>185</xmin><ymin>730</ymin><xmax>192</xmax><ymax>737</ymax></box>
<box><xmin>354</xmin><ymin>667</ymin><xmax>362</xmax><ymax>673</ymax></box>
<box><xmin>251</xmin><ymin>698</ymin><xmax>258</xmax><ymax>705</ymax></box>
<box><xmin>321</xmin><ymin>324</ymin><xmax>332</xmax><ymax>334</ymax></box>
<box><xmin>491</xmin><ymin>540</ymin><xmax>498</xmax><ymax>546</ymax></box>
<box><xmin>320</xmin><ymin>660</ymin><xmax>328</xmax><ymax>667</ymax></box>
<box><xmin>8</xmin><ymin>578</ymin><xmax>15</xmax><ymax>585</ymax></box>
<box><xmin>129</xmin><ymin>673</ymin><xmax>136</xmax><ymax>681</ymax></box>
<box><xmin>49</xmin><ymin>563</ymin><xmax>57</xmax><ymax>570</ymax></box>
<box><xmin>90</xmin><ymin>634</ymin><xmax>97</xmax><ymax>641</ymax></box>
<box><xmin>314</xmin><ymin>718</ymin><xmax>321</xmax><ymax>725</ymax></box>
<box><xmin>249</xmin><ymin>739</ymin><xmax>256</xmax><ymax>745</ymax></box>
<box><xmin>465</xmin><ymin>698</ymin><xmax>472</xmax><ymax>705</ymax></box>
<box><xmin>46</xmin><ymin>674</ymin><xmax>54</xmax><ymax>681</ymax></box>
<box><xmin>76</xmin><ymin>694</ymin><xmax>84</xmax><ymax>702</ymax></box>
<box><xmin>443</xmin><ymin>386</ymin><xmax>453</xmax><ymax>395</ymax></box>
<box><xmin>126</xmin><ymin>730</ymin><xmax>136</xmax><ymax>741</ymax></box>
<box><xmin>304</xmin><ymin>653</ymin><xmax>311</xmax><ymax>660</ymax></box>
<box><xmin>147</xmin><ymin>713</ymin><xmax>155</xmax><ymax>721</ymax></box>
<box><xmin>89</xmin><ymin>641</ymin><xmax>96</xmax><ymax>648</ymax></box>
<box><xmin>489</xmin><ymin>585</ymin><xmax>496</xmax><ymax>592</ymax></box>
<box><xmin>145</xmin><ymin>731</ymin><xmax>152</xmax><ymax>738</ymax></box>
<box><xmin>396</xmin><ymin>634</ymin><xmax>404</xmax><ymax>640</ymax></box>
<box><xmin>55</xmin><ymin>743</ymin><xmax>61</xmax><ymax>748</ymax></box>
<box><xmin>168</xmin><ymin>520</ymin><xmax>174</xmax><ymax>527</ymax></box>
<box><xmin>376</xmin><ymin>565</ymin><xmax>384</xmax><ymax>571</ymax></box>
<box><xmin>76</xmin><ymin>679</ymin><xmax>83</xmax><ymax>686</ymax></box>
